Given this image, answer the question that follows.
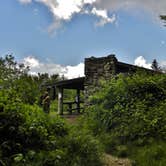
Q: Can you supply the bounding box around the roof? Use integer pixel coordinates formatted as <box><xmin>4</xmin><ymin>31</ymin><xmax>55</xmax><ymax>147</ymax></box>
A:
<box><xmin>54</xmin><ymin>77</ymin><xmax>85</xmax><ymax>90</ymax></box>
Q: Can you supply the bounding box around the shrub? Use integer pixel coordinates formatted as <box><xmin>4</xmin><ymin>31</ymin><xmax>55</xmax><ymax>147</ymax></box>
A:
<box><xmin>65</xmin><ymin>129</ymin><xmax>103</xmax><ymax>166</ymax></box>
<box><xmin>0</xmin><ymin>101</ymin><xmax>103</xmax><ymax>166</ymax></box>
<box><xmin>86</xmin><ymin>72</ymin><xmax>166</xmax><ymax>142</ymax></box>
<box><xmin>82</xmin><ymin>71</ymin><xmax>166</xmax><ymax>163</ymax></box>
<box><xmin>131</xmin><ymin>142</ymin><xmax>166</xmax><ymax>166</ymax></box>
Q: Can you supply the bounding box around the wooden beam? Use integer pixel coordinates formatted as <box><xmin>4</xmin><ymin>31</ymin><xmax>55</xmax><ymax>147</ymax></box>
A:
<box><xmin>52</xmin><ymin>86</ymin><xmax>56</xmax><ymax>100</ymax></box>
<box><xmin>58</xmin><ymin>88</ymin><xmax>63</xmax><ymax>115</ymax></box>
<box><xmin>76</xmin><ymin>89</ymin><xmax>80</xmax><ymax>113</ymax></box>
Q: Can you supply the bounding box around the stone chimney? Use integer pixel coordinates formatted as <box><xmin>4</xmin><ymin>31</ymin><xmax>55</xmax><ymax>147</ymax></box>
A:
<box><xmin>84</xmin><ymin>54</ymin><xmax>118</xmax><ymax>104</ymax></box>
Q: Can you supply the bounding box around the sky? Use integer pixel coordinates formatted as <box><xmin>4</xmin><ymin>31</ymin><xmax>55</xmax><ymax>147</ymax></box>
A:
<box><xmin>0</xmin><ymin>0</ymin><xmax>166</xmax><ymax>78</ymax></box>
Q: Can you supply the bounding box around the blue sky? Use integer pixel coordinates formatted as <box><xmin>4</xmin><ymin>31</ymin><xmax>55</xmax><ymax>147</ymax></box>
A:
<box><xmin>0</xmin><ymin>0</ymin><xmax>166</xmax><ymax>77</ymax></box>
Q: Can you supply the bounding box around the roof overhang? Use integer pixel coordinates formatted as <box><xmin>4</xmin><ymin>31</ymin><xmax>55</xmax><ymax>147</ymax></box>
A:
<box><xmin>54</xmin><ymin>77</ymin><xmax>85</xmax><ymax>90</ymax></box>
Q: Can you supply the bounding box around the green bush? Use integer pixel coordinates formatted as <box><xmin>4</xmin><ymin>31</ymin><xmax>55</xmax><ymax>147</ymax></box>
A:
<box><xmin>0</xmin><ymin>103</ymin><xmax>66</xmax><ymax>165</ymax></box>
<box><xmin>86</xmin><ymin>72</ymin><xmax>166</xmax><ymax>142</ymax></box>
<box><xmin>0</xmin><ymin>55</ymin><xmax>103</xmax><ymax>165</ymax></box>
<box><xmin>0</xmin><ymin>101</ymin><xmax>103</xmax><ymax>166</ymax></box>
<box><xmin>131</xmin><ymin>142</ymin><xmax>166</xmax><ymax>166</ymax></box>
<box><xmin>82</xmin><ymin>71</ymin><xmax>166</xmax><ymax>163</ymax></box>
<box><xmin>65</xmin><ymin>129</ymin><xmax>103</xmax><ymax>166</ymax></box>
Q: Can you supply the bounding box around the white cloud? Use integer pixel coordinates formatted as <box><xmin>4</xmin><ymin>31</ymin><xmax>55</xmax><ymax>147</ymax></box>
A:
<box><xmin>47</xmin><ymin>20</ymin><xmax>62</xmax><ymax>34</ymax></box>
<box><xmin>23</xmin><ymin>56</ymin><xmax>40</xmax><ymax>68</ymax></box>
<box><xmin>134</xmin><ymin>56</ymin><xmax>166</xmax><ymax>72</ymax></box>
<box><xmin>64</xmin><ymin>63</ymin><xmax>85</xmax><ymax>79</ymax></box>
<box><xmin>84</xmin><ymin>0</ymin><xmax>96</xmax><ymax>4</ymax></box>
<box><xmin>94</xmin><ymin>0</ymin><xmax>166</xmax><ymax>25</ymax></box>
<box><xmin>23</xmin><ymin>56</ymin><xmax>84</xmax><ymax>78</ymax></box>
<box><xmin>134</xmin><ymin>56</ymin><xmax>152</xmax><ymax>69</ymax></box>
<box><xmin>160</xmin><ymin>61</ymin><xmax>166</xmax><ymax>66</ymax></box>
<box><xmin>18</xmin><ymin>0</ymin><xmax>166</xmax><ymax>32</ymax></box>
<box><xmin>94</xmin><ymin>0</ymin><xmax>166</xmax><ymax>15</ymax></box>
<box><xmin>160</xmin><ymin>61</ymin><xmax>166</xmax><ymax>71</ymax></box>
<box><xmin>23</xmin><ymin>56</ymin><xmax>66</xmax><ymax>76</ymax></box>
<box><xmin>91</xmin><ymin>8</ymin><xmax>116</xmax><ymax>26</ymax></box>
<box><xmin>18</xmin><ymin>0</ymin><xmax>32</xmax><ymax>4</ymax></box>
<box><xmin>37</xmin><ymin>0</ymin><xmax>82</xmax><ymax>20</ymax></box>
<box><xmin>18</xmin><ymin>0</ymin><xmax>115</xmax><ymax>32</ymax></box>
<box><xmin>92</xmin><ymin>7</ymin><xmax>109</xmax><ymax>19</ymax></box>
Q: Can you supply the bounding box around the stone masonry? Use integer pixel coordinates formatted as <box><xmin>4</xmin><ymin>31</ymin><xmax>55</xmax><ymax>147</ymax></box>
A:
<box><xmin>84</xmin><ymin>54</ymin><xmax>149</xmax><ymax>104</ymax></box>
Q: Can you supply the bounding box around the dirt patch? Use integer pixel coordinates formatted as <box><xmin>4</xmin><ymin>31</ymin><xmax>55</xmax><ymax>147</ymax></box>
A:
<box><xmin>104</xmin><ymin>154</ymin><xmax>131</xmax><ymax>166</ymax></box>
<box><xmin>61</xmin><ymin>114</ymin><xmax>81</xmax><ymax>124</ymax></box>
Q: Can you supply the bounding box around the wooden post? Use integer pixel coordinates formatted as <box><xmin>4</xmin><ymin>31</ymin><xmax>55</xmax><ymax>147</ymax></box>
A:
<box><xmin>76</xmin><ymin>89</ymin><xmax>80</xmax><ymax>113</ymax></box>
<box><xmin>52</xmin><ymin>86</ymin><xmax>56</xmax><ymax>100</ymax></box>
<box><xmin>58</xmin><ymin>88</ymin><xmax>63</xmax><ymax>115</ymax></box>
<box><xmin>68</xmin><ymin>103</ymin><xmax>72</xmax><ymax>114</ymax></box>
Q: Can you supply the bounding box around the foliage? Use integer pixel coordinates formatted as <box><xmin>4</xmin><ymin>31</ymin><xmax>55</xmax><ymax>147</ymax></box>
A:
<box><xmin>64</xmin><ymin>129</ymin><xmax>103</xmax><ymax>166</ymax></box>
<box><xmin>0</xmin><ymin>98</ymin><xmax>103</xmax><ymax>166</ymax></box>
<box><xmin>0</xmin><ymin>55</ymin><xmax>29</xmax><ymax>88</ymax></box>
<box><xmin>130</xmin><ymin>142</ymin><xmax>166</xmax><ymax>166</ymax></box>
<box><xmin>0</xmin><ymin>55</ymin><xmax>39</xmax><ymax>105</ymax></box>
<box><xmin>82</xmin><ymin>71</ymin><xmax>166</xmax><ymax>164</ymax></box>
<box><xmin>0</xmin><ymin>102</ymin><xmax>66</xmax><ymax>165</ymax></box>
<box><xmin>0</xmin><ymin>55</ymin><xmax>62</xmax><ymax>105</ymax></box>
<box><xmin>151</xmin><ymin>59</ymin><xmax>161</xmax><ymax>71</ymax></box>
<box><xmin>0</xmin><ymin>54</ymin><xmax>103</xmax><ymax>165</ymax></box>
<box><xmin>160</xmin><ymin>15</ymin><xmax>166</xmax><ymax>26</ymax></box>
<box><xmin>87</xmin><ymin>71</ymin><xmax>166</xmax><ymax>139</ymax></box>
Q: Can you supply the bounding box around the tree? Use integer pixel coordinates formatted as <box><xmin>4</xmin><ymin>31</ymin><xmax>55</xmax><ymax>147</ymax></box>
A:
<box><xmin>160</xmin><ymin>15</ymin><xmax>166</xmax><ymax>26</ymax></box>
<box><xmin>0</xmin><ymin>55</ymin><xmax>39</xmax><ymax>104</ymax></box>
<box><xmin>0</xmin><ymin>54</ymin><xmax>64</xmax><ymax>104</ymax></box>
<box><xmin>0</xmin><ymin>54</ymin><xmax>29</xmax><ymax>88</ymax></box>
<box><xmin>151</xmin><ymin>59</ymin><xmax>161</xmax><ymax>71</ymax></box>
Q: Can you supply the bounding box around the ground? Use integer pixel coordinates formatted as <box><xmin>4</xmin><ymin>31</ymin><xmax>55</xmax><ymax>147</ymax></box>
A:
<box><xmin>61</xmin><ymin>114</ymin><xmax>79</xmax><ymax>124</ymax></box>
<box><xmin>62</xmin><ymin>114</ymin><xmax>132</xmax><ymax>166</ymax></box>
<box><xmin>50</xmin><ymin>112</ymin><xmax>132</xmax><ymax>166</ymax></box>
<box><xmin>104</xmin><ymin>154</ymin><xmax>131</xmax><ymax>166</ymax></box>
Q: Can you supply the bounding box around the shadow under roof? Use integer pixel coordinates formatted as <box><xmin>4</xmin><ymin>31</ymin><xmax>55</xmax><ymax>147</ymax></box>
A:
<box><xmin>54</xmin><ymin>77</ymin><xmax>85</xmax><ymax>90</ymax></box>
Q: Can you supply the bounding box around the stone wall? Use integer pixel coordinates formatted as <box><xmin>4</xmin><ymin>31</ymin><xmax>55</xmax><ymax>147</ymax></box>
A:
<box><xmin>84</xmin><ymin>54</ymin><xmax>143</xmax><ymax>104</ymax></box>
<box><xmin>84</xmin><ymin>54</ymin><xmax>118</xmax><ymax>103</ymax></box>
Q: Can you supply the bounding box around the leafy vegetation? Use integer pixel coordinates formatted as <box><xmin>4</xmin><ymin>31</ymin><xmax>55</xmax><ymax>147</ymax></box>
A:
<box><xmin>151</xmin><ymin>59</ymin><xmax>161</xmax><ymax>71</ymax></box>
<box><xmin>0</xmin><ymin>55</ymin><xmax>103</xmax><ymax>166</ymax></box>
<box><xmin>81</xmin><ymin>71</ymin><xmax>166</xmax><ymax>165</ymax></box>
<box><xmin>0</xmin><ymin>102</ymin><xmax>103</xmax><ymax>166</ymax></box>
<box><xmin>1</xmin><ymin>54</ymin><xmax>166</xmax><ymax>165</ymax></box>
<box><xmin>160</xmin><ymin>15</ymin><xmax>166</xmax><ymax>26</ymax></box>
<box><xmin>0</xmin><ymin>55</ymin><xmax>62</xmax><ymax>105</ymax></box>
